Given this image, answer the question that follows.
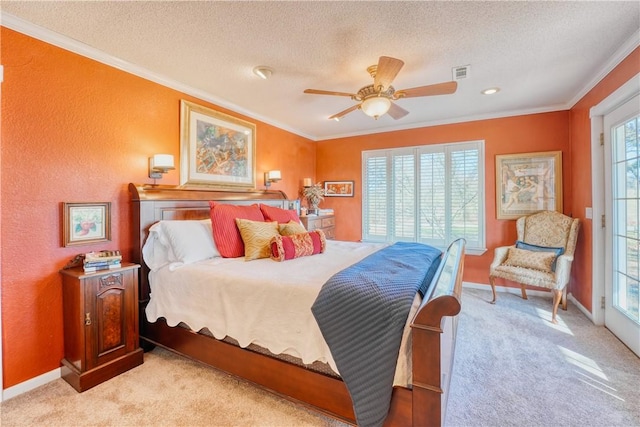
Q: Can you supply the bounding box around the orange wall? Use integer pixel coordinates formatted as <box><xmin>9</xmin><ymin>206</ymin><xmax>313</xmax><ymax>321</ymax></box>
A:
<box><xmin>1</xmin><ymin>25</ymin><xmax>638</xmax><ymax>391</ymax></box>
<box><xmin>316</xmin><ymin>112</ymin><xmax>571</xmax><ymax>286</ymax></box>
<box><xmin>0</xmin><ymin>28</ymin><xmax>315</xmax><ymax>388</ymax></box>
<box><xmin>568</xmin><ymin>47</ymin><xmax>640</xmax><ymax>312</ymax></box>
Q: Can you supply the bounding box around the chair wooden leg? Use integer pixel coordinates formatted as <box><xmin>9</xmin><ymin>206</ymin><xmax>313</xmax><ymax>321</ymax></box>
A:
<box><xmin>561</xmin><ymin>287</ymin><xmax>568</xmax><ymax>311</ymax></box>
<box><xmin>551</xmin><ymin>289</ymin><xmax>562</xmax><ymax>324</ymax></box>
<box><xmin>520</xmin><ymin>285</ymin><xmax>528</xmax><ymax>300</ymax></box>
<box><xmin>489</xmin><ymin>276</ymin><xmax>497</xmax><ymax>304</ymax></box>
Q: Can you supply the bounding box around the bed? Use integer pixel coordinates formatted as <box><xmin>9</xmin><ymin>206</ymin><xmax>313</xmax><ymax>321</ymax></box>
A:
<box><xmin>129</xmin><ymin>183</ymin><xmax>465</xmax><ymax>427</ymax></box>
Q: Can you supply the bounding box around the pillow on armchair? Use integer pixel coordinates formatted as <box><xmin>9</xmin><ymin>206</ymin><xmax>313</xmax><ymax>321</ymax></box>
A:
<box><xmin>502</xmin><ymin>247</ymin><xmax>557</xmax><ymax>273</ymax></box>
<box><xmin>515</xmin><ymin>240</ymin><xmax>564</xmax><ymax>271</ymax></box>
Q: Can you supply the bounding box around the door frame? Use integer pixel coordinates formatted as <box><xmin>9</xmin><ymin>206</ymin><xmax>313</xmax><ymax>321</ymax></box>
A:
<box><xmin>590</xmin><ymin>73</ymin><xmax>640</xmax><ymax>326</ymax></box>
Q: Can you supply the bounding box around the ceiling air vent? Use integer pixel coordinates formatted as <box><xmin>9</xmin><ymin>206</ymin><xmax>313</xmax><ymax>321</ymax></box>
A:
<box><xmin>452</xmin><ymin>65</ymin><xmax>470</xmax><ymax>81</ymax></box>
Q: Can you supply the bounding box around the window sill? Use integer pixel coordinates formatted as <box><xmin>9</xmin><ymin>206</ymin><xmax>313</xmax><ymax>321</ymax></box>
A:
<box><xmin>465</xmin><ymin>247</ymin><xmax>487</xmax><ymax>256</ymax></box>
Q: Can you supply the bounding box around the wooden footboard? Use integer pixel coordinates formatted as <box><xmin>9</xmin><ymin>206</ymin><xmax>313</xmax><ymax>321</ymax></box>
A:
<box><xmin>130</xmin><ymin>183</ymin><xmax>465</xmax><ymax>427</ymax></box>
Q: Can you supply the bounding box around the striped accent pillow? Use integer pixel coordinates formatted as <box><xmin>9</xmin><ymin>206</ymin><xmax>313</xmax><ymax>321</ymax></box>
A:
<box><xmin>209</xmin><ymin>202</ymin><xmax>264</xmax><ymax>258</ymax></box>
<box><xmin>260</xmin><ymin>203</ymin><xmax>301</xmax><ymax>224</ymax></box>
<box><xmin>235</xmin><ymin>219</ymin><xmax>280</xmax><ymax>261</ymax></box>
<box><xmin>270</xmin><ymin>230</ymin><xmax>326</xmax><ymax>262</ymax></box>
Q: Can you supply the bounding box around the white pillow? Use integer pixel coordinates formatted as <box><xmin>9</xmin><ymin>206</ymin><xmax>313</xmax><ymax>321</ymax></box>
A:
<box><xmin>142</xmin><ymin>225</ymin><xmax>176</xmax><ymax>271</ymax></box>
<box><xmin>142</xmin><ymin>220</ymin><xmax>219</xmax><ymax>270</ymax></box>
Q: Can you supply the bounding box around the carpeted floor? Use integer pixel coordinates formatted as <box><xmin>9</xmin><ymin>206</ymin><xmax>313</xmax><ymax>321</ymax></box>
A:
<box><xmin>445</xmin><ymin>288</ymin><xmax>640</xmax><ymax>427</ymax></box>
<box><xmin>1</xmin><ymin>287</ymin><xmax>638</xmax><ymax>426</ymax></box>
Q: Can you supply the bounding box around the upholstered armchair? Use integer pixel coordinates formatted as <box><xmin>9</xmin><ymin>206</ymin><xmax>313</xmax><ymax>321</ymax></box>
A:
<box><xmin>489</xmin><ymin>211</ymin><xmax>580</xmax><ymax>323</ymax></box>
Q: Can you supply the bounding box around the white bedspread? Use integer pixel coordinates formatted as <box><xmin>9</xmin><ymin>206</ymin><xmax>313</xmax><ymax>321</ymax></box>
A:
<box><xmin>145</xmin><ymin>239</ymin><xmax>418</xmax><ymax>385</ymax></box>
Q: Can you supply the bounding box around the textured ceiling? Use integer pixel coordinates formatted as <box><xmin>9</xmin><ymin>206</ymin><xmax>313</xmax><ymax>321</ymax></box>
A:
<box><xmin>2</xmin><ymin>1</ymin><xmax>639</xmax><ymax>140</ymax></box>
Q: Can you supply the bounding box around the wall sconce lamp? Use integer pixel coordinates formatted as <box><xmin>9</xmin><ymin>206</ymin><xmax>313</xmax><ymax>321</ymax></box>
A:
<box><xmin>264</xmin><ymin>170</ymin><xmax>282</xmax><ymax>189</ymax></box>
<box><xmin>149</xmin><ymin>154</ymin><xmax>175</xmax><ymax>179</ymax></box>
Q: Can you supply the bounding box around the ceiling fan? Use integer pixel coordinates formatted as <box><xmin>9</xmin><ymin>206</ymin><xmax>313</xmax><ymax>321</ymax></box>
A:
<box><xmin>304</xmin><ymin>56</ymin><xmax>457</xmax><ymax>121</ymax></box>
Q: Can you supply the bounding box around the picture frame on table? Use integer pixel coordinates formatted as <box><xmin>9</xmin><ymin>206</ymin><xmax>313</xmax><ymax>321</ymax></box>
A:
<box><xmin>62</xmin><ymin>202</ymin><xmax>111</xmax><ymax>247</ymax></box>
<box><xmin>496</xmin><ymin>151</ymin><xmax>562</xmax><ymax>220</ymax></box>
<box><xmin>324</xmin><ymin>180</ymin><xmax>355</xmax><ymax>197</ymax></box>
<box><xmin>180</xmin><ymin>100</ymin><xmax>256</xmax><ymax>188</ymax></box>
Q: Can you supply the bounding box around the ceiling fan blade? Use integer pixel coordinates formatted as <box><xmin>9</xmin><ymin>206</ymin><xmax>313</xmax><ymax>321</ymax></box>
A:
<box><xmin>328</xmin><ymin>104</ymin><xmax>360</xmax><ymax>120</ymax></box>
<box><xmin>304</xmin><ymin>89</ymin><xmax>356</xmax><ymax>97</ymax></box>
<box><xmin>374</xmin><ymin>56</ymin><xmax>404</xmax><ymax>91</ymax></box>
<box><xmin>387</xmin><ymin>102</ymin><xmax>409</xmax><ymax>120</ymax></box>
<box><xmin>396</xmin><ymin>81</ymin><xmax>458</xmax><ymax>98</ymax></box>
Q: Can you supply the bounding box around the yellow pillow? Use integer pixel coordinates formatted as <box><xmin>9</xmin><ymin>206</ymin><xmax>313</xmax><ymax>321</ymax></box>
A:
<box><xmin>503</xmin><ymin>247</ymin><xmax>556</xmax><ymax>273</ymax></box>
<box><xmin>278</xmin><ymin>220</ymin><xmax>307</xmax><ymax>236</ymax></box>
<box><xmin>235</xmin><ymin>219</ymin><xmax>279</xmax><ymax>261</ymax></box>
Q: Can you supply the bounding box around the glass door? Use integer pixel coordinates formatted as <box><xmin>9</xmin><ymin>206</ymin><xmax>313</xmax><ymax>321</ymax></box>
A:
<box><xmin>604</xmin><ymin>94</ymin><xmax>640</xmax><ymax>357</ymax></box>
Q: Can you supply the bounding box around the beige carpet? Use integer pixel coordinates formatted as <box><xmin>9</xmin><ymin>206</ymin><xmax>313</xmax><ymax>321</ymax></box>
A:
<box><xmin>2</xmin><ymin>287</ymin><xmax>639</xmax><ymax>426</ymax></box>
<box><xmin>0</xmin><ymin>347</ymin><xmax>347</xmax><ymax>427</ymax></box>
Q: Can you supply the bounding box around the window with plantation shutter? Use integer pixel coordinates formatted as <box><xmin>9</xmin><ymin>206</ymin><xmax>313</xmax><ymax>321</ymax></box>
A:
<box><xmin>362</xmin><ymin>141</ymin><xmax>485</xmax><ymax>253</ymax></box>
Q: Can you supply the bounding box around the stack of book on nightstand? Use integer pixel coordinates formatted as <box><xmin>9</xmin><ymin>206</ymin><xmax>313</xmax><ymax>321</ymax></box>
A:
<box><xmin>83</xmin><ymin>250</ymin><xmax>122</xmax><ymax>273</ymax></box>
<box><xmin>318</xmin><ymin>208</ymin><xmax>334</xmax><ymax>215</ymax></box>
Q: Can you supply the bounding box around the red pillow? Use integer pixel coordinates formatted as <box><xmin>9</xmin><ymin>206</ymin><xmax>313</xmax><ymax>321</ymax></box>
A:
<box><xmin>260</xmin><ymin>204</ymin><xmax>300</xmax><ymax>224</ymax></box>
<box><xmin>270</xmin><ymin>230</ymin><xmax>326</xmax><ymax>262</ymax></box>
<box><xmin>209</xmin><ymin>202</ymin><xmax>264</xmax><ymax>258</ymax></box>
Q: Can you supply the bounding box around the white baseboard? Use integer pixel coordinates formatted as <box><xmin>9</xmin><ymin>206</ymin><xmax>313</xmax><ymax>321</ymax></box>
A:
<box><xmin>464</xmin><ymin>281</ymin><xmax>596</xmax><ymax>323</ymax></box>
<box><xmin>2</xmin><ymin>367</ymin><xmax>61</xmax><ymax>401</ymax></box>
<box><xmin>568</xmin><ymin>293</ymin><xmax>594</xmax><ymax>322</ymax></box>
<box><xmin>462</xmin><ymin>281</ymin><xmax>552</xmax><ymax>299</ymax></box>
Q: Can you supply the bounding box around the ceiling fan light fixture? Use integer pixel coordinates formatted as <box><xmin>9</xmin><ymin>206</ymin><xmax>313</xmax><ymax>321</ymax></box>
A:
<box><xmin>361</xmin><ymin>96</ymin><xmax>391</xmax><ymax>119</ymax></box>
<box><xmin>253</xmin><ymin>66</ymin><xmax>274</xmax><ymax>80</ymax></box>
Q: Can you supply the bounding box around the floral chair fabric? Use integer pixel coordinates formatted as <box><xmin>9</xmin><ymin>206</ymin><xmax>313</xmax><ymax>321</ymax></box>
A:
<box><xmin>489</xmin><ymin>211</ymin><xmax>580</xmax><ymax>323</ymax></box>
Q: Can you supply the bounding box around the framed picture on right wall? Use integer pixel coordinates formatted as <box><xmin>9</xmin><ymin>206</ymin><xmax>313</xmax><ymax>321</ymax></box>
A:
<box><xmin>324</xmin><ymin>180</ymin><xmax>354</xmax><ymax>197</ymax></box>
<box><xmin>495</xmin><ymin>151</ymin><xmax>562</xmax><ymax>220</ymax></box>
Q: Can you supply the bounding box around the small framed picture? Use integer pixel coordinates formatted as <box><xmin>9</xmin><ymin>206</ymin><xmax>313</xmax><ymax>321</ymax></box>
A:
<box><xmin>62</xmin><ymin>202</ymin><xmax>111</xmax><ymax>247</ymax></box>
<box><xmin>324</xmin><ymin>180</ymin><xmax>354</xmax><ymax>197</ymax></box>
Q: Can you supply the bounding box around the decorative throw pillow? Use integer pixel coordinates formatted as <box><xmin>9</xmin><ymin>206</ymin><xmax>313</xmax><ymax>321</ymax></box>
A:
<box><xmin>515</xmin><ymin>240</ymin><xmax>564</xmax><ymax>271</ymax></box>
<box><xmin>270</xmin><ymin>230</ymin><xmax>326</xmax><ymax>262</ymax></box>
<box><xmin>503</xmin><ymin>247</ymin><xmax>556</xmax><ymax>273</ymax></box>
<box><xmin>278</xmin><ymin>220</ymin><xmax>307</xmax><ymax>236</ymax></box>
<box><xmin>235</xmin><ymin>218</ymin><xmax>280</xmax><ymax>261</ymax></box>
<box><xmin>260</xmin><ymin>204</ymin><xmax>301</xmax><ymax>224</ymax></box>
<box><xmin>209</xmin><ymin>202</ymin><xmax>264</xmax><ymax>258</ymax></box>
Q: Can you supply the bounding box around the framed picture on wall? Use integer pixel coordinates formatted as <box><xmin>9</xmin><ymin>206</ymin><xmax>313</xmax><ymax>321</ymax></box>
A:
<box><xmin>324</xmin><ymin>180</ymin><xmax>354</xmax><ymax>197</ymax></box>
<box><xmin>180</xmin><ymin>100</ymin><xmax>256</xmax><ymax>188</ymax></box>
<box><xmin>496</xmin><ymin>151</ymin><xmax>562</xmax><ymax>220</ymax></box>
<box><xmin>62</xmin><ymin>202</ymin><xmax>111</xmax><ymax>247</ymax></box>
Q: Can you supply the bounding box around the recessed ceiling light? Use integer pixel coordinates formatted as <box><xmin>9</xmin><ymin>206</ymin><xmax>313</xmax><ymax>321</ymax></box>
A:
<box><xmin>482</xmin><ymin>87</ymin><xmax>500</xmax><ymax>95</ymax></box>
<box><xmin>253</xmin><ymin>66</ymin><xmax>274</xmax><ymax>80</ymax></box>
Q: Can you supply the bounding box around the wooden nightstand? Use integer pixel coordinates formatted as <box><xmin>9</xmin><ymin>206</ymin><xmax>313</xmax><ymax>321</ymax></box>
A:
<box><xmin>301</xmin><ymin>214</ymin><xmax>335</xmax><ymax>239</ymax></box>
<box><xmin>59</xmin><ymin>263</ymin><xmax>143</xmax><ymax>392</ymax></box>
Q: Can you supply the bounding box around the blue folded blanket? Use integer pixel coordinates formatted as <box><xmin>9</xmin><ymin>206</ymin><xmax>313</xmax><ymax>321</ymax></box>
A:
<box><xmin>311</xmin><ymin>242</ymin><xmax>442</xmax><ymax>427</ymax></box>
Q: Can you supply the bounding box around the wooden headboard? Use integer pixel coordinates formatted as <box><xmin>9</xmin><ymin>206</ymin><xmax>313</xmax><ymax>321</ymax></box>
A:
<box><xmin>128</xmin><ymin>183</ymin><xmax>294</xmax><ymax>302</ymax></box>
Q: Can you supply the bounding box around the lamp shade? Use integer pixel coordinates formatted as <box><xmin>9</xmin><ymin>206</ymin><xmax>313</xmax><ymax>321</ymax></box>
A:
<box><xmin>151</xmin><ymin>154</ymin><xmax>175</xmax><ymax>170</ymax></box>
<box><xmin>266</xmin><ymin>170</ymin><xmax>281</xmax><ymax>181</ymax></box>
<box><xmin>361</xmin><ymin>96</ymin><xmax>391</xmax><ymax>119</ymax></box>
<box><xmin>303</xmin><ymin>178</ymin><xmax>313</xmax><ymax>187</ymax></box>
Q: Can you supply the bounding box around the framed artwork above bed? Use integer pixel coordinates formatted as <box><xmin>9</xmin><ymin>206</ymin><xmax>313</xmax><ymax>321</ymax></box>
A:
<box><xmin>180</xmin><ymin>100</ymin><xmax>256</xmax><ymax>188</ymax></box>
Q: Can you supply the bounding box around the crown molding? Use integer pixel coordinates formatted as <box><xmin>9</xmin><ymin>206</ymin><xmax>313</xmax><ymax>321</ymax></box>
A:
<box><xmin>0</xmin><ymin>12</ymin><xmax>315</xmax><ymax>141</ymax></box>
<box><xmin>567</xmin><ymin>28</ymin><xmax>640</xmax><ymax>109</ymax></box>
<box><xmin>2</xmin><ymin>12</ymin><xmax>637</xmax><ymax>142</ymax></box>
